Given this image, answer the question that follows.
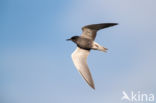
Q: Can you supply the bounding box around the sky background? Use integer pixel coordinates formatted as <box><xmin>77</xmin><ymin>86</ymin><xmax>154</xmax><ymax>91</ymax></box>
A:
<box><xmin>1</xmin><ymin>0</ymin><xmax>156</xmax><ymax>103</ymax></box>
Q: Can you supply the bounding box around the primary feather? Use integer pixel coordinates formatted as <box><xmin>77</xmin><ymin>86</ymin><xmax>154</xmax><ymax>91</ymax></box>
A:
<box><xmin>81</xmin><ymin>23</ymin><xmax>118</xmax><ymax>40</ymax></box>
<box><xmin>71</xmin><ymin>47</ymin><xmax>95</xmax><ymax>89</ymax></box>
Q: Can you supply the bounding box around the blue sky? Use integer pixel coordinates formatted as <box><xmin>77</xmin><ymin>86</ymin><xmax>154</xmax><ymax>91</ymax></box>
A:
<box><xmin>1</xmin><ymin>0</ymin><xmax>156</xmax><ymax>103</ymax></box>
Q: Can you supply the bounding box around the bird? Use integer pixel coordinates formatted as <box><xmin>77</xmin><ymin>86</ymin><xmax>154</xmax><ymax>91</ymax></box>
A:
<box><xmin>67</xmin><ymin>23</ymin><xmax>118</xmax><ymax>89</ymax></box>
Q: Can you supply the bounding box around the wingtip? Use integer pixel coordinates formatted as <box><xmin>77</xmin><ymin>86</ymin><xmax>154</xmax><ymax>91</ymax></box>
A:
<box><xmin>114</xmin><ymin>23</ymin><xmax>118</xmax><ymax>25</ymax></box>
<box><xmin>92</xmin><ymin>86</ymin><xmax>95</xmax><ymax>90</ymax></box>
<box><xmin>110</xmin><ymin>23</ymin><xmax>118</xmax><ymax>26</ymax></box>
<box><xmin>107</xmin><ymin>23</ymin><xmax>118</xmax><ymax>28</ymax></box>
<box><xmin>89</xmin><ymin>83</ymin><xmax>95</xmax><ymax>90</ymax></box>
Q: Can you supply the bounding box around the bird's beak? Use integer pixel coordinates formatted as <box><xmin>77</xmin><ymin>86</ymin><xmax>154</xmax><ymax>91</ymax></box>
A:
<box><xmin>66</xmin><ymin>38</ymin><xmax>71</xmax><ymax>41</ymax></box>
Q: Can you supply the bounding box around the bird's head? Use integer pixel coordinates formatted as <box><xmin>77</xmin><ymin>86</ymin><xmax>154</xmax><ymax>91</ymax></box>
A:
<box><xmin>66</xmin><ymin>36</ymin><xmax>79</xmax><ymax>42</ymax></box>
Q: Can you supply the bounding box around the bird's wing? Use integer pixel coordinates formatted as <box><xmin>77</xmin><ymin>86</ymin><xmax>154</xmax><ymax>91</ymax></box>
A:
<box><xmin>81</xmin><ymin>23</ymin><xmax>118</xmax><ymax>40</ymax></box>
<box><xmin>71</xmin><ymin>47</ymin><xmax>95</xmax><ymax>89</ymax></box>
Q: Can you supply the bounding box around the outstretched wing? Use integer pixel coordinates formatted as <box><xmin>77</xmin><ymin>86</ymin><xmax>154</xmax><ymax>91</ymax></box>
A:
<box><xmin>81</xmin><ymin>23</ymin><xmax>118</xmax><ymax>40</ymax></box>
<box><xmin>71</xmin><ymin>47</ymin><xmax>95</xmax><ymax>89</ymax></box>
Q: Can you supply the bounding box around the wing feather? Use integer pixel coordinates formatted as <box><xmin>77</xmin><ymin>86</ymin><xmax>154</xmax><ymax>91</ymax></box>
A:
<box><xmin>81</xmin><ymin>23</ymin><xmax>118</xmax><ymax>40</ymax></box>
<box><xmin>71</xmin><ymin>47</ymin><xmax>95</xmax><ymax>89</ymax></box>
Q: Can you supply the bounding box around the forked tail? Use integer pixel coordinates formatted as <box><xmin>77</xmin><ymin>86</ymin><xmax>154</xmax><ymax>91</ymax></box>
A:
<box><xmin>92</xmin><ymin>42</ymin><xmax>108</xmax><ymax>52</ymax></box>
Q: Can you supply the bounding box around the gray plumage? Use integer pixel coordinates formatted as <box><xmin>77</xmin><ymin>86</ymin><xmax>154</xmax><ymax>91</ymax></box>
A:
<box><xmin>67</xmin><ymin>23</ymin><xmax>118</xmax><ymax>89</ymax></box>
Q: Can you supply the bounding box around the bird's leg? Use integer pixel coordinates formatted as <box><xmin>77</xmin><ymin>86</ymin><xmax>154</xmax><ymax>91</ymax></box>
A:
<box><xmin>92</xmin><ymin>42</ymin><xmax>108</xmax><ymax>52</ymax></box>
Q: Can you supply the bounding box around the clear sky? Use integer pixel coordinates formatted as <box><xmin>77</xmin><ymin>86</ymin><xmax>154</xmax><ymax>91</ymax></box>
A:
<box><xmin>1</xmin><ymin>0</ymin><xmax>156</xmax><ymax>103</ymax></box>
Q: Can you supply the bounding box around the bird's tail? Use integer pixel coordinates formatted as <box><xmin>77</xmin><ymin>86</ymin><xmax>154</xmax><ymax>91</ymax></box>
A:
<box><xmin>92</xmin><ymin>42</ymin><xmax>108</xmax><ymax>52</ymax></box>
<box><xmin>98</xmin><ymin>47</ymin><xmax>108</xmax><ymax>52</ymax></box>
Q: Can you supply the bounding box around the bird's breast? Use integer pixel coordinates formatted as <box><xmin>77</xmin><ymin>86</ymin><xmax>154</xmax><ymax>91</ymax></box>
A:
<box><xmin>76</xmin><ymin>38</ymin><xmax>93</xmax><ymax>50</ymax></box>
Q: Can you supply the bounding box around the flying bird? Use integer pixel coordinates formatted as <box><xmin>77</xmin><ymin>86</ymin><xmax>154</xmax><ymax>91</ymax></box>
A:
<box><xmin>67</xmin><ymin>23</ymin><xmax>118</xmax><ymax>89</ymax></box>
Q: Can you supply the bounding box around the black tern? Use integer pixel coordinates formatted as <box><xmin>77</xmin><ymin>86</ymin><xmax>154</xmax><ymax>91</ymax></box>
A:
<box><xmin>67</xmin><ymin>23</ymin><xmax>118</xmax><ymax>89</ymax></box>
